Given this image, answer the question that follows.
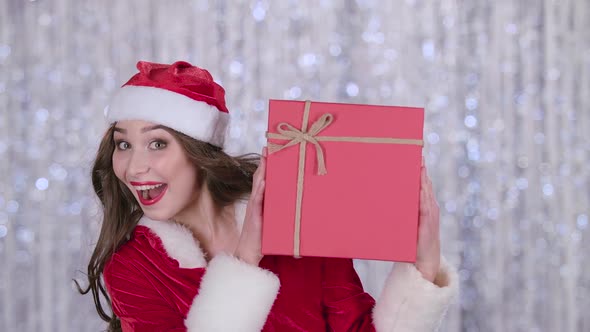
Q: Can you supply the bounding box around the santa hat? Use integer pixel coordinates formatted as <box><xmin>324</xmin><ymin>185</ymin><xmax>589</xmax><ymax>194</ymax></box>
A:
<box><xmin>106</xmin><ymin>61</ymin><xmax>229</xmax><ymax>148</ymax></box>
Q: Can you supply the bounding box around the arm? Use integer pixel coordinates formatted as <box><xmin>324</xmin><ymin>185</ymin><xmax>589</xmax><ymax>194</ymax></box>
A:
<box><xmin>321</xmin><ymin>256</ymin><xmax>458</xmax><ymax>332</ymax></box>
<box><xmin>185</xmin><ymin>254</ymin><xmax>279</xmax><ymax>331</ymax></box>
<box><xmin>372</xmin><ymin>256</ymin><xmax>458</xmax><ymax>332</ymax></box>
<box><xmin>373</xmin><ymin>162</ymin><xmax>458</xmax><ymax>331</ymax></box>
<box><xmin>105</xmin><ymin>252</ymin><xmax>279</xmax><ymax>332</ymax></box>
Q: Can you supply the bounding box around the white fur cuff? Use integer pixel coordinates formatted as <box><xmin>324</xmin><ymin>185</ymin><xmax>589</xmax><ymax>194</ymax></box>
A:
<box><xmin>185</xmin><ymin>254</ymin><xmax>280</xmax><ymax>331</ymax></box>
<box><xmin>372</xmin><ymin>256</ymin><xmax>459</xmax><ymax>332</ymax></box>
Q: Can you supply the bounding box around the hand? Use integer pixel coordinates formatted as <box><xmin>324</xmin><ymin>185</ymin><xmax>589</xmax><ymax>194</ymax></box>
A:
<box><xmin>415</xmin><ymin>159</ymin><xmax>441</xmax><ymax>283</ymax></box>
<box><xmin>235</xmin><ymin>147</ymin><xmax>267</xmax><ymax>266</ymax></box>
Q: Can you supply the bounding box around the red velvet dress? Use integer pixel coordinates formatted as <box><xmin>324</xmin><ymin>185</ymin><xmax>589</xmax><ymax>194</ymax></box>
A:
<box><xmin>104</xmin><ymin>225</ymin><xmax>377</xmax><ymax>331</ymax></box>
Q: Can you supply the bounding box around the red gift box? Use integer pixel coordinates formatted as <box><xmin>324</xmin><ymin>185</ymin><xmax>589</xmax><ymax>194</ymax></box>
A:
<box><xmin>262</xmin><ymin>100</ymin><xmax>424</xmax><ymax>262</ymax></box>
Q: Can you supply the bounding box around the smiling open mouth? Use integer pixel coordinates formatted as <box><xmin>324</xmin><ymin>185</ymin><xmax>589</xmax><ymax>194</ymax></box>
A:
<box><xmin>134</xmin><ymin>183</ymin><xmax>168</xmax><ymax>205</ymax></box>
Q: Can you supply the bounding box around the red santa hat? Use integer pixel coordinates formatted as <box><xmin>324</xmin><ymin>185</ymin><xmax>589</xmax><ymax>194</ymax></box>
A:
<box><xmin>106</xmin><ymin>60</ymin><xmax>229</xmax><ymax>148</ymax></box>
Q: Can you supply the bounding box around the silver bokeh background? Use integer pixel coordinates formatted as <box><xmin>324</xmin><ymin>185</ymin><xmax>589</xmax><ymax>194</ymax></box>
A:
<box><xmin>1</xmin><ymin>0</ymin><xmax>589</xmax><ymax>331</ymax></box>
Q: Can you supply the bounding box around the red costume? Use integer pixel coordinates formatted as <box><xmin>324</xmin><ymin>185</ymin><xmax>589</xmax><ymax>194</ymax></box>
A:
<box><xmin>104</xmin><ymin>204</ymin><xmax>457</xmax><ymax>332</ymax></box>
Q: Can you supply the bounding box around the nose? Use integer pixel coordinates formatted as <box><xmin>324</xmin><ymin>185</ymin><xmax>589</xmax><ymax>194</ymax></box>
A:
<box><xmin>127</xmin><ymin>149</ymin><xmax>150</xmax><ymax>177</ymax></box>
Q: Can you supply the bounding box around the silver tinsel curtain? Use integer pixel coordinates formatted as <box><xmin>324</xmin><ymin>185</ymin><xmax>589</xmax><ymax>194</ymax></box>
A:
<box><xmin>1</xmin><ymin>0</ymin><xmax>588</xmax><ymax>331</ymax></box>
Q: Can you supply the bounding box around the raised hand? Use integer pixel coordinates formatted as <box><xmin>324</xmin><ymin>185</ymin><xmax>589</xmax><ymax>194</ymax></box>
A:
<box><xmin>235</xmin><ymin>147</ymin><xmax>267</xmax><ymax>266</ymax></box>
<box><xmin>415</xmin><ymin>160</ymin><xmax>441</xmax><ymax>283</ymax></box>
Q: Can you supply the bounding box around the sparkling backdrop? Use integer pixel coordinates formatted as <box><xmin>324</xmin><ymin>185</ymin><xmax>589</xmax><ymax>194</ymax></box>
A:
<box><xmin>1</xmin><ymin>1</ymin><xmax>589</xmax><ymax>331</ymax></box>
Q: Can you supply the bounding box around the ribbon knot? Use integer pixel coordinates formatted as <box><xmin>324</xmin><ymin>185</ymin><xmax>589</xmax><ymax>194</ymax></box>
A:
<box><xmin>268</xmin><ymin>105</ymin><xmax>333</xmax><ymax>175</ymax></box>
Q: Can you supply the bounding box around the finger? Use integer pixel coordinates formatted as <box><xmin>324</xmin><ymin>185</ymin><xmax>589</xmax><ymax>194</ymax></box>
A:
<box><xmin>250</xmin><ymin>180</ymin><xmax>265</xmax><ymax>218</ymax></box>
<box><xmin>254</xmin><ymin>155</ymin><xmax>266</xmax><ymax>184</ymax></box>
<box><xmin>421</xmin><ymin>165</ymin><xmax>432</xmax><ymax>195</ymax></box>
<box><xmin>426</xmin><ymin>177</ymin><xmax>435</xmax><ymax>204</ymax></box>
<box><xmin>253</xmin><ymin>163</ymin><xmax>262</xmax><ymax>183</ymax></box>
<box><xmin>420</xmin><ymin>167</ymin><xmax>426</xmax><ymax>188</ymax></box>
<box><xmin>260</xmin><ymin>151</ymin><xmax>267</xmax><ymax>174</ymax></box>
<box><xmin>251</xmin><ymin>167</ymin><xmax>263</xmax><ymax>201</ymax></box>
<box><xmin>422</xmin><ymin>172</ymin><xmax>430</xmax><ymax>195</ymax></box>
<box><xmin>425</xmin><ymin>182</ymin><xmax>440</xmax><ymax>229</ymax></box>
<box><xmin>261</xmin><ymin>146</ymin><xmax>268</xmax><ymax>162</ymax></box>
<box><xmin>420</xmin><ymin>185</ymin><xmax>429</xmax><ymax>217</ymax></box>
<box><xmin>260</xmin><ymin>180</ymin><xmax>266</xmax><ymax>216</ymax></box>
<box><xmin>424</xmin><ymin>180</ymin><xmax>436</xmax><ymax>213</ymax></box>
<box><xmin>429</xmin><ymin>184</ymin><xmax>439</xmax><ymax>212</ymax></box>
<box><xmin>255</xmin><ymin>179</ymin><xmax>265</xmax><ymax>202</ymax></box>
<box><xmin>247</xmin><ymin>178</ymin><xmax>265</xmax><ymax>217</ymax></box>
<box><xmin>252</xmin><ymin>167</ymin><xmax>261</xmax><ymax>191</ymax></box>
<box><xmin>253</xmin><ymin>153</ymin><xmax>266</xmax><ymax>197</ymax></box>
<box><xmin>424</xmin><ymin>185</ymin><xmax>436</xmax><ymax>217</ymax></box>
<box><xmin>419</xmin><ymin>166</ymin><xmax>427</xmax><ymax>211</ymax></box>
<box><xmin>254</xmin><ymin>163</ymin><xmax>266</xmax><ymax>193</ymax></box>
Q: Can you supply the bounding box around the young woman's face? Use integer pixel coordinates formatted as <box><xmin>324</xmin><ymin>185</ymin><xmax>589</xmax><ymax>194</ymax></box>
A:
<box><xmin>112</xmin><ymin>120</ymin><xmax>199</xmax><ymax>221</ymax></box>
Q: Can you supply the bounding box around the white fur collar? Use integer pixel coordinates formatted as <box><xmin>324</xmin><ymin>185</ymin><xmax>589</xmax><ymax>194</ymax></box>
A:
<box><xmin>138</xmin><ymin>200</ymin><xmax>248</xmax><ymax>269</ymax></box>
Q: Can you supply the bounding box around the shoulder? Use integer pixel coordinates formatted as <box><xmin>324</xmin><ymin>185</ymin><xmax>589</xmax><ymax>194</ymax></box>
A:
<box><xmin>105</xmin><ymin>199</ymin><xmax>248</xmax><ymax>277</ymax></box>
<box><xmin>104</xmin><ymin>224</ymin><xmax>175</xmax><ymax>277</ymax></box>
<box><xmin>104</xmin><ymin>216</ymin><xmax>207</xmax><ymax>278</ymax></box>
<box><xmin>138</xmin><ymin>217</ymin><xmax>207</xmax><ymax>268</ymax></box>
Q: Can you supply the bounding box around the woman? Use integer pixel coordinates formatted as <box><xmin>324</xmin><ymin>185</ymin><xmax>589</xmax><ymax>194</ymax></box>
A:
<box><xmin>79</xmin><ymin>60</ymin><xmax>458</xmax><ymax>331</ymax></box>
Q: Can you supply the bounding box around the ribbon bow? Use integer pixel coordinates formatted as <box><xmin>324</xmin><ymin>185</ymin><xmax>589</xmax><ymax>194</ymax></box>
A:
<box><xmin>268</xmin><ymin>110</ymin><xmax>333</xmax><ymax>175</ymax></box>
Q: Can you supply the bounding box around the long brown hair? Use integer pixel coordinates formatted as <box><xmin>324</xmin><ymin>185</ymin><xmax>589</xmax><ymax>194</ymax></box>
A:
<box><xmin>76</xmin><ymin>123</ymin><xmax>259</xmax><ymax>331</ymax></box>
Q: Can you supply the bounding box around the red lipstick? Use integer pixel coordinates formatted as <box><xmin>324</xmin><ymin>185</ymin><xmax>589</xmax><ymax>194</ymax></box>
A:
<box><xmin>130</xmin><ymin>181</ymin><xmax>168</xmax><ymax>206</ymax></box>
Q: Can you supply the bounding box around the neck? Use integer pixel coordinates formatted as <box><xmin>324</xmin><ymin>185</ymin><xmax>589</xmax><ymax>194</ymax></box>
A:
<box><xmin>172</xmin><ymin>185</ymin><xmax>239</xmax><ymax>258</ymax></box>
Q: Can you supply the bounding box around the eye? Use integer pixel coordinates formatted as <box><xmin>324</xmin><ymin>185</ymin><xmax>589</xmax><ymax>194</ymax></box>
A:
<box><xmin>116</xmin><ymin>141</ymin><xmax>130</xmax><ymax>150</ymax></box>
<box><xmin>149</xmin><ymin>140</ymin><xmax>167</xmax><ymax>150</ymax></box>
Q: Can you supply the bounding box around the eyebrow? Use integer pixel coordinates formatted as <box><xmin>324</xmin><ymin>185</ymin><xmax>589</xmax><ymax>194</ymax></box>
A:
<box><xmin>113</xmin><ymin>125</ymin><xmax>168</xmax><ymax>134</ymax></box>
<box><xmin>141</xmin><ymin>125</ymin><xmax>168</xmax><ymax>133</ymax></box>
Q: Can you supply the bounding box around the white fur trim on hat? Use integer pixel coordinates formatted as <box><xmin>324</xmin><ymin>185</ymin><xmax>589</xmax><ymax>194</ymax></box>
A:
<box><xmin>372</xmin><ymin>256</ymin><xmax>459</xmax><ymax>332</ymax></box>
<box><xmin>185</xmin><ymin>254</ymin><xmax>280</xmax><ymax>331</ymax></box>
<box><xmin>106</xmin><ymin>85</ymin><xmax>229</xmax><ymax>148</ymax></box>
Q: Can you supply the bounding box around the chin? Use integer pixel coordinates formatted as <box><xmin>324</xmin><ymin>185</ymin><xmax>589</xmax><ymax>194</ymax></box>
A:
<box><xmin>141</xmin><ymin>209</ymin><xmax>175</xmax><ymax>222</ymax></box>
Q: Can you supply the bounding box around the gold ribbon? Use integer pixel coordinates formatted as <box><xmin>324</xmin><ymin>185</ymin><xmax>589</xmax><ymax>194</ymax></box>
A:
<box><xmin>265</xmin><ymin>100</ymin><xmax>424</xmax><ymax>257</ymax></box>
